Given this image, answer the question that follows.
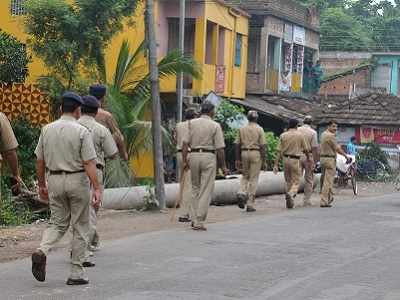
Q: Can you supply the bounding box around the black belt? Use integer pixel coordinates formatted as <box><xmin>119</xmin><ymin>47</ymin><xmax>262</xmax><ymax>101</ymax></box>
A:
<box><xmin>242</xmin><ymin>148</ymin><xmax>260</xmax><ymax>151</ymax></box>
<box><xmin>284</xmin><ymin>155</ymin><xmax>300</xmax><ymax>160</ymax></box>
<box><xmin>321</xmin><ymin>155</ymin><xmax>336</xmax><ymax>158</ymax></box>
<box><xmin>96</xmin><ymin>164</ymin><xmax>104</xmax><ymax>170</ymax></box>
<box><xmin>177</xmin><ymin>150</ymin><xmax>191</xmax><ymax>153</ymax></box>
<box><xmin>191</xmin><ymin>148</ymin><xmax>215</xmax><ymax>154</ymax></box>
<box><xmin>49</xmin><ymin>170</ymin><xmax>85</xmax><ymax>175</ymax></box>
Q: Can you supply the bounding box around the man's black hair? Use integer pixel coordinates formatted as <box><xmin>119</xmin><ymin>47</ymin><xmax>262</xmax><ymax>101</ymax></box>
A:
<box><xmin>81</xmin><ymin>106</ymin><xmax>99</xmax><ymax>115</ymax></box>
<box><xmin>288</xmin><ymin>118</ymin><xmax>299</xmax><ymax>129</ymax></box>
<box><xmin>62</xmin><ymin>101</ymin><xmax>80</xmax><ymax>113</ymax></box>
<box><xmin>328</xmin><ymin>120</ymin><xmax>337</xmax><ymax>126</ymax></box>
<box><xmin>201</xmin><ymin>102</ymin><xmax>215</xmax><ymax>114</ymax></box>
<box><xmin>351</xmin><ymin>136</ymin><xmax>356</xmax><ymax>142</ymax></box>
<box><xmin>184</xmin><ymin>108</ymin><xmax>196</xmax><ymax>120</ymax></box>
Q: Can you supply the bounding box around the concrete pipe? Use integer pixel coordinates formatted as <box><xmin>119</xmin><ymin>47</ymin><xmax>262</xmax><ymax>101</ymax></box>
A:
<box><xmin>102</xmin><ymin>171</ymin><xmax>320</xmax><ymax>210</ymax></box>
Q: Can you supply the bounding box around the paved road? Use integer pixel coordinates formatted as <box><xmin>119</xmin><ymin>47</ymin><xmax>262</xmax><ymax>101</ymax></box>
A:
<box><xmin>1</xmin><ymin>193</ymin><xmax>400</xmax><ymax>300</ymax></box>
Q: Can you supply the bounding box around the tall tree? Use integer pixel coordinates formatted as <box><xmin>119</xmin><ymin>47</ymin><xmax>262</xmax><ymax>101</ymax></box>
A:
<box><xmin>24</xmin><ymin>0</ymin><xmax>139</xmax><ymax>84</ymax></box>
<box><xmin>0</xmin><ymin>30</ymin><xmax>30</xmax><ymax>84</ymax></box>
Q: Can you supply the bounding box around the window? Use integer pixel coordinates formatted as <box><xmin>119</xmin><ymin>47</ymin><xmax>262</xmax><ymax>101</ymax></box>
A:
<box><xmin>235</xmin><ymin>34</ymin><xmax>242</xmax><ymax>67</ymax></box>
<box><xmin>10</xmin><ymin>0</ymin><xmax>26</xmax><ymax>16</ymax></box>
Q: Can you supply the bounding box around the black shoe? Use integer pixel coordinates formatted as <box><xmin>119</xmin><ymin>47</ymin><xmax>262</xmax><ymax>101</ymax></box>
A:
<box><xmin>286</xmin><ymin>194</ymin><xmax>294</xmax><ymax>209</ymax></box>
<box><xmin>82</xmin><ymin>261</ymin><xmax>96</xmax><ymax>268</ymax></box>
<box><xmin>237</xmin><ymin>193</ymin><xmax>248</xmax><ymax>209</ymax></box>
<box><xmin>320</xmin><ymin>204</ymin><xmax>332</xmax><ymax>208</ymax></box>
<box><xmin>178</xmin><ymin>216</ymin><xmax>191</xmax><ymax>223</ymax></box>
<box><xmin>32</xmin><ymin>250</ymin><xmax>46</xmax><ymax>282</ymax></box>
<box><xmin>246</xmin><ymin>206</ymin><xmax>256</xmax><ymax>212</ymax></box>
<box><xmin>66</xmin><ymin>278</ymin><xmax>89</xmax><ymax>285</ymax></box>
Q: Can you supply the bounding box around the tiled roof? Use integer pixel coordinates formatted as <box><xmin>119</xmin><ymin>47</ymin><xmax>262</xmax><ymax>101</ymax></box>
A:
<box><xmin>314</xmin><ymin>93</ymin><xmax>400</xmax><ymax>126</ymax></box>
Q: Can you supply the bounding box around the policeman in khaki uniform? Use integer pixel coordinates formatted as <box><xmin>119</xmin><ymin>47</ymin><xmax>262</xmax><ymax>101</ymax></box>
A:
<box><xmin>32</xmin><ymin>92</ymin><xmax>101</xmax><ymax>286</ymax></box>
<box><xmin>274</xmin><ymin>119</ymin><xmax>310</xmax><ymax>209</ymax></box>
<box><xmin>320</xmin><ymin>121</ymin><xmax>351</xmax><ymax>208</ymax></box>
<box><xmin>235</xmin><ymin>111</ymin><xmax>266</xmax><ymax>212</ymax></box>
<box><xmin>298</xmin><ymin>116</ymin><xmax>319</xmax><ymax>206</ymax></box>
<box><xmin>182</xmin><ymin>102</ymin><xmax>228</xmax><ymax>231</ymax></box>
<box><xmin>89</xmin><ymin>84</ymin><xmax>128</xmax><ymax>161</ymax></box>
<box><xmin>78</xmin><ymin>96</ymin><xmax>118</xmax><ymax>262</ymax></box>
<box><xmin>0</xmin><ymin>112</ymin><xmax>21</xmax><ymax>197</ymax></box>
<box><xmin>175</xmin><ymin>108</ymin><xmax>196</xmax><ymax>223</ymax></box>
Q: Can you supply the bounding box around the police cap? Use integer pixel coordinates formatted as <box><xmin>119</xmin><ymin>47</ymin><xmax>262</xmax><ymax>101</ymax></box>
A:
<box><xmin>82</xmin><ymin>95</ymin><xmax>100</xmax><ymax>108</ymax></box>
<box><xmin>62</xmin><ymin>92</ymin><xmax>83</xmax><ymax>105</ymax></box>
<box><xmin>89</xmin><ymin>84</ymin><xmax>107</xmax><ymax>100</ymax></box>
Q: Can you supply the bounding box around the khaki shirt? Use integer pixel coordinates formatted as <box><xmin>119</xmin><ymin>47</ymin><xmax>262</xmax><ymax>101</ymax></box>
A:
<box><xmin>35</xmin><ymin>115</ymin><xmax>97</xmax><ymax>172</ymax></box>
<box><xmin>183</xmin><ymin>115</ymin><xmax>225</xmax><ymax>150</ymax></box>
<box><xmin>0</xmin><ymin>112</ymin><xmax>18</xmax><ymax>161</ymax></box>
<box><xmin>277</xmin><ymin>129</ymin><xmax>309</xmax><ymax>157</ymax></box>
<box><xmin>176</xmin><ymin>121</ymin><xmax>191</xmax><ymax>151</ymax></box>
<box><xmin>298</xmin><ymin>124</ymin><xmax>318</xmax><ymax>149</ymax></box>
<box><xmin>78</xmin><ymin>115</ymin><xmax>118</xmax><ymax>167</ymax></box>
<box><xmin>320</xmin><ymin>130</ymin><xmax>339</xmax><ymax>157</ymax></box>
<box><xmin>235</xmin><ymin>122</ymin><xmax>266</xmax><ymax>149</ymax></box>
<box><xmin>95</xmin><ymin>108</ymin><xmax>125</xmax><ymax>144</ymax></box>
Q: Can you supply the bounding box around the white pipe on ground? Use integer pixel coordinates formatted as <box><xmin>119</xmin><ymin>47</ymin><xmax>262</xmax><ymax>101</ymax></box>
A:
<box><xmin>102</xmin><ymin>171</ymin><xmax>320</xmax><ymax>210</ymax></box>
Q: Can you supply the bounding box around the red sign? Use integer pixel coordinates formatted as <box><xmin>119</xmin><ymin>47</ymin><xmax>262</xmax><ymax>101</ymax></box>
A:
<box><xmin>215</xmin><ymin>65</ymin><xmax>226</xmax><ymax>94</ymax></box>
<box><xmin>360</xmin><ymin>127</ymin><xmax>400</xmax><ymax>145</ymax></box>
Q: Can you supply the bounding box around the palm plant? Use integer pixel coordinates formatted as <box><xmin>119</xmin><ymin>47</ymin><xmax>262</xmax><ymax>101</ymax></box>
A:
<box><xmin>106</xmin><ymin>39</ymin><xmax>201</xmax><ymax>159</ymax></box>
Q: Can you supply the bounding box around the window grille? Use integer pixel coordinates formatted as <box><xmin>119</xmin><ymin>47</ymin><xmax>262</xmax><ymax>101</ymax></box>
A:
<box><xmin>10</xmin><ymin>0</ymin><xmax>26</xmax><ymax>16</ymax></box>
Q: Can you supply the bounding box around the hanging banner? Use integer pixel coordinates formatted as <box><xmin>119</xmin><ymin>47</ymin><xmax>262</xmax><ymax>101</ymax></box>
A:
<box><xmin>360</xmin><ymin>127</ymin><xmax>400</xmax><ymax>144</ymax></box>
<box><xmin>293</xmin><ymin>25</ymin><xmax>305</xmax><ymax>45</ymax></box>
<box><xmin>279</xmin><ymin>43</ymin><xmax>293</xmax><ymax>92</ymax></box>
<box><xmin>215</xmin><ymin>65</ymin><xmax>226</xmax><ymax>94</ymax></box>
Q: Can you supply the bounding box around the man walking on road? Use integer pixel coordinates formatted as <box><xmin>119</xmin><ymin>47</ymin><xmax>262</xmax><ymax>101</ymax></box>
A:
<box><xmin>175</xmin><ymin>108</ymin><xmax>196</xmax><ymax>223</ymax></box>
<box><xmin>182</xmin><ymin>102</ymin><xmax>228</xmax><ymax>231</ymax></box>
<box><xmin>274</xmin><ymin>119</ymin><xmax>310</xmax><ymax>209</ymax></box>
<box><xmin>78</xmin><ymin>96</ymin><xmax>118</xmax><ymax>262</ymax></box>
<box><xmin>298</xmin><ymin>116</ymin><xmax>319</xmax><ymax>206</ymax></box>
<box><xmin>89</xmin><ymin>84</ymin><xmax>128</xmax><ymax>161</ymax></box>
<box><xmin>0</xmin><ymin>112</ymin><xmax>21</xmax><ymax>196</ymax></box>
<box><xmin>235</xmin><ymin>111</ymin><xmax>266</xmax><ymax>212</ymax></box>
<box><xmin>320</xmin><ymin>121</ymin><xmax>351</xmax><ymax>208</ymax></box>
<box><xmin>32</xmin><ymin>92</ymin><xmax>101</xmax><ymax>285</ymax></box>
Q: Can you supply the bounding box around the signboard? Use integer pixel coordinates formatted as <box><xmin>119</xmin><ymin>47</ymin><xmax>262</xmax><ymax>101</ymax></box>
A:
<box><xmin>215</xmin><ymin>65</ymin><xmax>226</xmax><ymax>94</ymax></box>
<box><xmin>293</xmin><ymin>25</ymin><xmax>305</xmax><ymax>46</ymax></box>
<box><xmin>284</xmin><ymin>24</ymin><xmax>293</xmax><ymax>43</ymax></box>
<box><xmin>279</xmin><ymin>42</ymin><xmax>293</xmax><ymax>92</ymax></box>
<box><xmin>360</xmin><ymin>127</ymin><xmax>400</xmax><ymax>145</ymax></box>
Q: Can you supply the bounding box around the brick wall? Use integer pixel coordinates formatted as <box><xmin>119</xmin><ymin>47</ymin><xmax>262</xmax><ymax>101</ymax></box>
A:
<box><xmin>319</xmin><ymin>68</ymin><xmax>371</xmax><ymax>96</ymax></box>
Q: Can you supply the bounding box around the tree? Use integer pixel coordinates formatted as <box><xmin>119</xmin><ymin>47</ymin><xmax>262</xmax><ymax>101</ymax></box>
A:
<box><xmin>319</xmin><ymin>7</ymin><xmax>373</xmax><ymax>51</ymax></box>
<box><xmin>0</xmin><ymin>30</ymin><xmax>29</xmax><ymax>84</ymax></box>
<box><xmin>106</xmin><ymin>39</ymin><xmax>201</xmax><ymax>158</ymax></box>
<box><xmin>24</xmin><ymin>0</ymin><xmax>140</xmax><ymax>84</ymax></box>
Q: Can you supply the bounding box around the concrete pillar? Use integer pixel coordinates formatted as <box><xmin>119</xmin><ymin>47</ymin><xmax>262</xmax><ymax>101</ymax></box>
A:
<box><xmin>102</xmin><ymin>171</ymin><xmax>320</xmax><ymax>210</ymax></box>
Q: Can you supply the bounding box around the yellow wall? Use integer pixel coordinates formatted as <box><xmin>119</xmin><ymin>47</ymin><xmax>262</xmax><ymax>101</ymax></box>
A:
<box><xmin>0</xmin><ymin>0</ymin><xmax>249</xmax><ymax>178</ymax></box>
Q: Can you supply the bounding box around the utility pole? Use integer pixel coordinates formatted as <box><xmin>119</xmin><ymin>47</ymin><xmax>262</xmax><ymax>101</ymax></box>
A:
<box><xmin>145</xmin><ymin>0</ymin><xmax>166</xmax><ymax>210</ymax></box>
<box><xmin>177</xmin><ymin>0</ymin><xmax>185</xmax><ymax>122</ymax></box>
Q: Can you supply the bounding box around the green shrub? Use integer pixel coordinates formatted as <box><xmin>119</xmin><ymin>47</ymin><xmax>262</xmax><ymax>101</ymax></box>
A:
<box><xmin>10</xmin><ymin>117</ymin><xmax>41</xmax><ymax>187</ymax></box>
<box><xmin>214</xmin><ymin>100</ymin><xmax>244</xmax><ymax>170</ymax></box>
<box><xmin>0</xmin><ymin>179</ymin><xmax>33</xmax><ymax>226</ymax></box>
<box><xmin>265</xmin><ymin>131</ymin><xmax>279</xmax><ymax>170</ymax></box>
<box><xmin>358</xmin><ymin>143</ymin><xmax>391</xmax><ymax>172</ymax></box>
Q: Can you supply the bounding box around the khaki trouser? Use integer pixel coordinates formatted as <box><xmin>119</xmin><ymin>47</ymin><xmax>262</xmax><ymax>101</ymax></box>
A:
<box><xmin>320</xmin><ymin>158</ymin><xmax>336</xmax><ymax>206</ymax></box>
<box><xmin>283</xmin><ymin>157</ymin><xmax>301</xmax><ymax>198</ymax></box>
<box><xmin>176</xmin><ymin>153</ymin><xmax>192</xmax><ymax>218</ymax></box>
<box><xmin>189</xmin><ymin>152</ymin><xmax>216</xmax><ymax>226</ymax></box>
<box><xmin>301</xmin><ymin>156</ymin><xmax>314</xmax><ymax>204</ymax></box>
<box><xmin>85</xmin><ymin>168</ymin><xmax>103</xmax><ymax>260</ymax></box>
<box><xmin>239</xmin><ymin>150</ymin><xmax>262</xmax><ymax>207</ymax></box>
<box><xmin>39</xmin><ymin>172</ymin><xmax>90</xmax><ymax>280</ymax></box>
